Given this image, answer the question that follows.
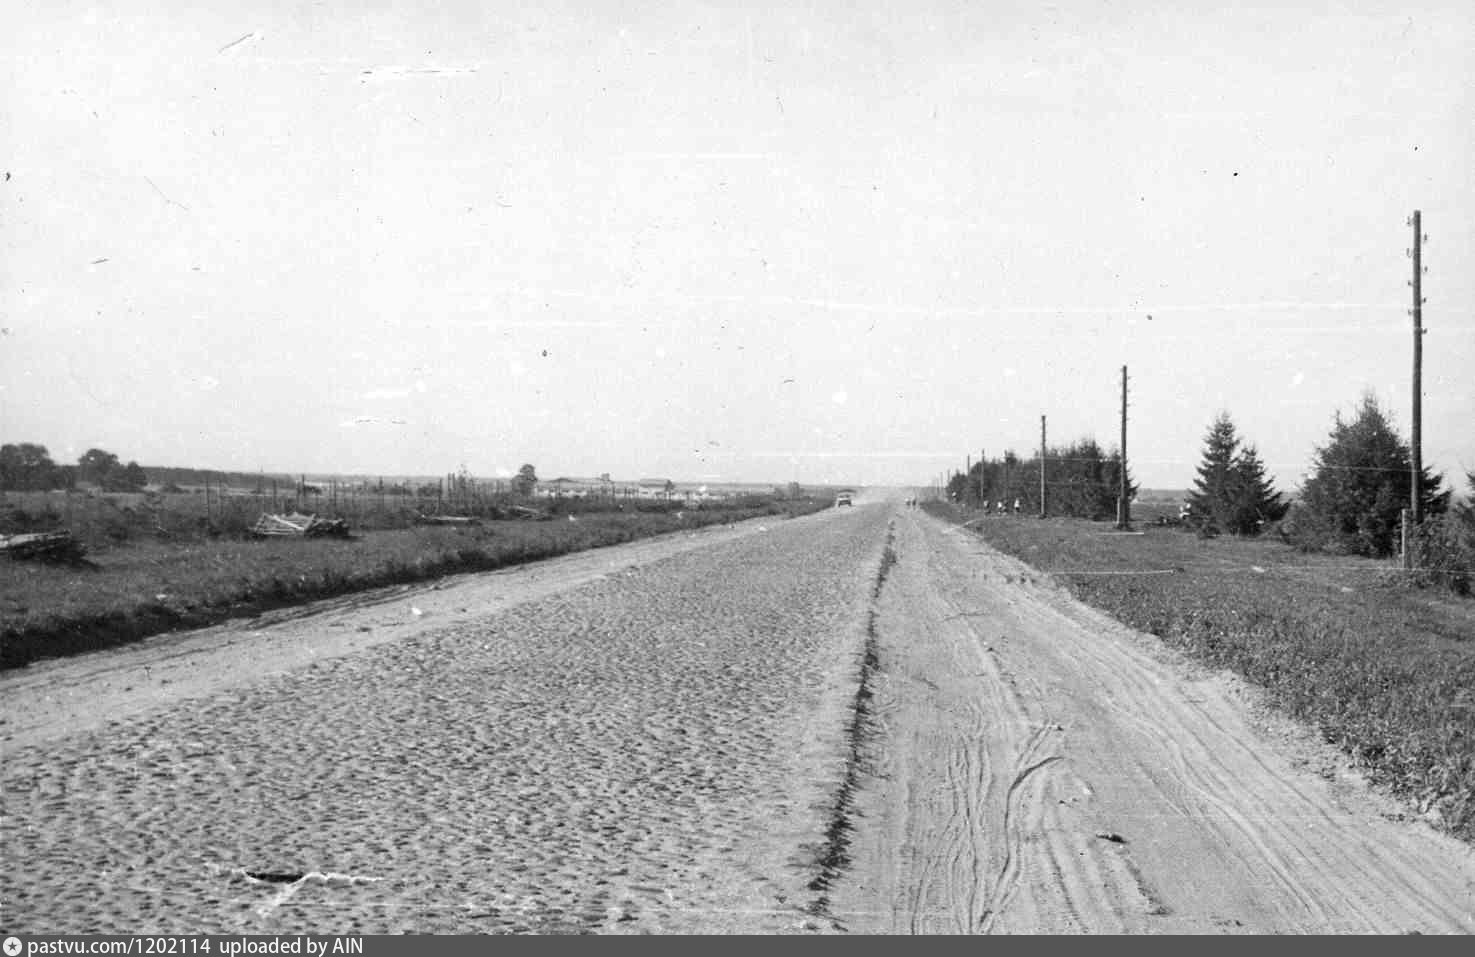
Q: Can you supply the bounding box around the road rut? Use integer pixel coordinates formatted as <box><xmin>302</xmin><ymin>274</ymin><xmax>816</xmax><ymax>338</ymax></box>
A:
<box><xmin>6</xmin><ymin>500</ymin><xmax>1474</xmax><ymax>934</ymax></box>
<box><xmin>827</xmin><ymin>506</ymin><xmax>1475</xmax><ymax>933</ymax></box>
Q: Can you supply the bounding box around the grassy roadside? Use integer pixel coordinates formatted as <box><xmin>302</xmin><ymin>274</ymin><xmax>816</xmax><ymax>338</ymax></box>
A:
<box><xmin>2</xmin><ymin>499</ymin><xmax>832</xmax><ymax>670</ymax></box>
<box><xmin>924</xmin><ymin>502</ymin><xmax>1475</xmax><ymax>842</ymax></box>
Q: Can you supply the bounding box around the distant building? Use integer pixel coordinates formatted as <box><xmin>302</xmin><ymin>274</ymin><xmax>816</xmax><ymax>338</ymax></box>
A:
<box><xmin>536</xmin><ymin>475</ymin><xmax>632</xmax><ymax>499</ymax></box>
<box><xmin>637</xmin><ymin>478</ymin><xmax>674</xmax><ymax>500</ymax></box>
<box><xmin>529</xmin><ymin>475</ymin><xmax>747</xmax><ymax>504</ymax></box>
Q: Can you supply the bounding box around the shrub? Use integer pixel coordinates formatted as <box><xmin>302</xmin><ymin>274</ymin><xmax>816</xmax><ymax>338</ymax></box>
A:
<box><xmin>1410</xmin><ymin>507</ymin><xmax>1475</xmax><ymax>597</ymax></box>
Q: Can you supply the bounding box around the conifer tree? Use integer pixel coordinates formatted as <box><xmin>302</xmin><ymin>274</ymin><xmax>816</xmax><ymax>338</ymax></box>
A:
<box><xmin>1229</xmin><ymin>444</ymin><xmax>1286</xmax><ymax>534</ymax></box>
<box><xmin>1187</xmin><ymin>413</ymin><xmax>1241</xmax><ymax>533</ymax></box>
<box><xmin>1295</xmin><ymin>393</ymin><xmax>1448</xmax><ymax>556</ymax></box>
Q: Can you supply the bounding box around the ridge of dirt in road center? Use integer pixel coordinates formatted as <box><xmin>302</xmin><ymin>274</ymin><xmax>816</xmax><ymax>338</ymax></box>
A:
<box><xmin>804</xmin><ymin>520</ymin><xmax>897</xmax><ymax>921</ymax></box>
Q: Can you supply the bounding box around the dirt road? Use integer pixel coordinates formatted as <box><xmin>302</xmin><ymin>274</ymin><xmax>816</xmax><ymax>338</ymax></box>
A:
<box><xmin>4</xmin><ymin>498</ymin><xmax>1473</xmax><ymax>934</ymax></box>
<box><xmin>828</xmin><ymin>506</ymin><xmax>1475</xmax><ymax>933</ymax></box>
<box><xmin>2</xmin><ymin>507</ymin><xmax>883</xmax><ymax>934</ymax></box>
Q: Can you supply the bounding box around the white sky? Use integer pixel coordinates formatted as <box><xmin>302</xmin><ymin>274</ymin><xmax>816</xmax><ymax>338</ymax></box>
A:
<box><xmin>3</xmin><ymin>0</ymin><xmax>1471</xmax><ymax>491</ymax></box>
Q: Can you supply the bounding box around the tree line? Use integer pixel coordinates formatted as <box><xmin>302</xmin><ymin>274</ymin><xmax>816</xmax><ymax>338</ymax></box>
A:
<box><xmin>947</xmin><ymin>439</ymin><xmax>1135</xmax><ymax>521</ymax></box>
<box><xmin>0</xmin><ymin>444</ymin><xmax>148</xmax><ymax>493</ymax></box>
<box><xmin>1187</xmin><ymin>393</ymin><xmax>1459</xmax><ymax>560</ymax></box>
<box><xmin>0</xmin><ymin>451</ymin><xmax>548</xmax><ymax>500</ymax></box>
<box><xmin>941</xmin><ymin>389</ymin><xmax>1472</xmax><ymax>587</ymax></box>
<box><xmin>1187</xmin><ymin>392</ymin><xmax>1471</xmax><ymax>592</ymax></box>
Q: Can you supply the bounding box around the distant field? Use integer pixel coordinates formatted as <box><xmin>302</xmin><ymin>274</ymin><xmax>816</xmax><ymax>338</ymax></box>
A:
<box><xmin>0</xmin><ymin>483</ymin><xmax>836</xmax><ymax>548</ymax></box>
<box><xmin>1134</xmin><ymin>488</ymin><xmax>1190</xmax><ymax>503</ymax></box>
<box><xmin>1</xmin><ymin>496</ymin><xmax>833</xmax><ymax>669</ymax></box>
<box><xmin>924</xmin><ymin>502</ymin><xmax>1475</xmax><ymax>842</ymax></box>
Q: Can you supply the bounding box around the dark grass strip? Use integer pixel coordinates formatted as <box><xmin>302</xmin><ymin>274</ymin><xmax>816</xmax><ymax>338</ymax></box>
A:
<box><xmin>807</xmin><ymin>523</ymin><xmax>897</xmax><ymax>919</ymax></box>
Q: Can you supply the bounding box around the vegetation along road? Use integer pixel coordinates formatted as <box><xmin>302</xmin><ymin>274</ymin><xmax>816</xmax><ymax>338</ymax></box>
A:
<box><xmin>3</xmin><ymin>495</ymin><xmax>1473</xmax><ymax>933</ymax></box>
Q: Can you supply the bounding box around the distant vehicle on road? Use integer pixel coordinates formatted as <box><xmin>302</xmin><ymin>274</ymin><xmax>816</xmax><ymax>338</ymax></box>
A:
<box><xmin>834</xmin><ymin>492</ymin><xmax>854</xmax><ymax>508</ymax></box>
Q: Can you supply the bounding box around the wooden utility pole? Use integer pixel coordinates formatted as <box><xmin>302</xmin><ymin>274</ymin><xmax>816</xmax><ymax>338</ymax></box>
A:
<box><xmin>1118</xmin><ymin>365</ymin><xmax>1131</xmax><ymax>529</ymax></box>
<box><xmin>1039</xmin><ymin>415</ymin><xmax>1047</xmax><ymax>518</ymax></box>
<box><xmin>1411</xmin><ymin>210</ymin><xmax>1424</xmax><ymax>526</ymax></box>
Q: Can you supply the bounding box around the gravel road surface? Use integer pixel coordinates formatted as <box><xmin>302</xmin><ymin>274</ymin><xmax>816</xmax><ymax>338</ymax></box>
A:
<box><xmin>3</xmin><ymin>507</ymin><xmax>887</xmax><ymax>934</ymax></box>
<box><xmin>5</xmin><ymin>497</ymin><xmax>1474</xmax><ymax>934</ymax></box>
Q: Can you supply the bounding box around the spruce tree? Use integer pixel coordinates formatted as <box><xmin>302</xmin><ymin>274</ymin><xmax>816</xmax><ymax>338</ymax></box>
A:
<box><xmin>1188</xmin><ymin>413</ymin><xmax>1241</xmax><ymax>533</ymax></box>
<box><xmin>1296</xmin><ymin>393</ymin><xmax>1448</xmax><ymax>556</ymax></box>
<box><xmin>1229</xmin><ymin>444</ymin><xmax>1286</xmax><ymax>534</ymax></box>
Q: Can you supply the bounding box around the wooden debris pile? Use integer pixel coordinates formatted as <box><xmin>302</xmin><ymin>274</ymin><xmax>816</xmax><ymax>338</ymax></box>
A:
<box><xmin>410</xmin><ymin>510</ymin><xmax>481</xmax><ymax>527</ymax></box>
<box><xmin>249</xmin><ymin>512</ymin><xmax>352</xmax><ymax>539</ymax></box>
<box><xmin>0</xmin><ymin>530</ymin><xmax>89</xmax><ymax>564</ymax></box>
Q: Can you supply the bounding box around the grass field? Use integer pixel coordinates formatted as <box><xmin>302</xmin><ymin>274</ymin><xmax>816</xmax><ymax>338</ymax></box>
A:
<box><xmin>2</xmin><ymin>497</ymin><xmax>832</xmax><ymax>670</ymax></box>
<box><xmin>925</xmin><ymin>501</ymin><xmax>1475</xmax><ymax>842</ymax></box>
<box><xmin>0</xmin><ymin>482</ymin><xmax>836</xmax><ymax>547</ymax></box>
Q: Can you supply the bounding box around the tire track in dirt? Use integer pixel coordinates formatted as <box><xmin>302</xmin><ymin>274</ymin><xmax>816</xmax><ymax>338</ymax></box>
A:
<box><xmin>994</xmin><ymin>573</ymin><xmax>1475</xmax><ymax>932</ymax></box>
<box><xmin>829</xmin><ymin>505</ymin><xmax>1475</xmax><ymax>934</ymax></box>
<box><xmin>825</xmin><ymin>509</ymin><xmax>1140</xmax><ymax>933</ymax></box>
<box><xmin>976</xmin><ymin>731</ymin><xmax>1062</xmax><ymax>933</ymax></box>
<box><xmin>1</xmin><ymin>506</ymin><xmax>892</xmax><ymax>934</ymax></box>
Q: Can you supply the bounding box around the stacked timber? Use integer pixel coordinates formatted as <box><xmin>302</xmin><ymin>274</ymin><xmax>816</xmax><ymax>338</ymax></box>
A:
<box><xmin>0</xmin><ymin>531</ymin><xmax>88</xmax><ymax>564</ymax></box>
<box><xmin>249</xmin><ymin>512</ymin><xmax>352</xmax><ymax>539</ymax></box>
